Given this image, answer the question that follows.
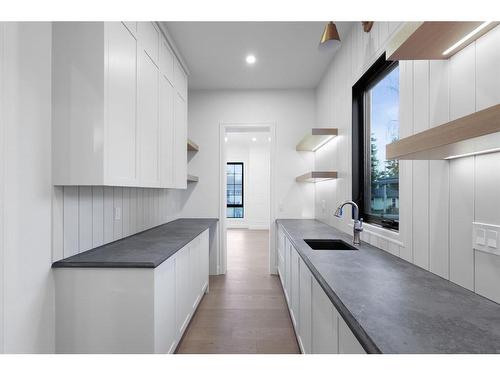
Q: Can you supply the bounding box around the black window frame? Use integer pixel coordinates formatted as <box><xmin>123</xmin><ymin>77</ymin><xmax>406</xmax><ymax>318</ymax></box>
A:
<box><xmin>226</xmin><ymin>162</ymin><xmax>244</xmax><ymax>218</ymax></box>
<box><xmin>352</xmin><ymin>53</ymin><xmax>399</xmax><ymax>231</ymax></box>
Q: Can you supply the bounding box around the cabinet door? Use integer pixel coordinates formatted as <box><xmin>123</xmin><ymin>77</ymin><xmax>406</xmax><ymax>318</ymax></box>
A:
<box><xmin>339</xmin><ymin>317</ymin><xmax>366</xmax><ymax>354</ymax></box>
<box><xmin>106</xmin><ymin>22</ymin><xmax>138</xmax><ymax>185</ymax></box>
<box><xmin>174</xmin><ymin>59</ymin><xmax>187</xmax><ymax>100</ymax></box>
<box><xmin>154</xmin><ymin>257</ymin><xmax>176</xmax><ymax>353</ymax></box>
<box><xmin>200</xmin><ymin>230</ymin><xmax>209</xmax><ymax>292</ymax></box>
<box><xmin>291</xmin><ymin>248</ymin><xmax>300</xmax><ymax>329</ymax></box>
<box><xmin>175</xmin><ymin>246</ymin><xmax>191</xmax><ymax>338</ymax></box>
<box><xmin>312</xmin><ymin>278</ymin><xmax>338</xmax><ymax>353</ymax></box>
<box><xmin>173</xmin><ymin>92</ymin><xmax>187</xmax><ymax>188</ymax></box>
<box><xmin>284</xmin><ymin>238</ymin><xmax>291</xmax><ymax>304</ymax></box>
<box><xmin>138</xmin><ymin>51</ymin><xmax>160</xmax><ymax>187</ymax></box>
<box><xmin>159</xmin><ymin>39</ymin><xmax>174</xmax><ymax>84</ymax></box>
<box><xmin>299</xmin><ymin>258</ymin><xmax>312</xmax><ymax>353</ymax></box>
<box><xmin>189</xmin><ymin>237</ymin><xmax>202</xmax><ymax>310</ymax></box>
<box><xmin>159</xmin><ymin>74</ymin><xmax>174</xmax><ymax>188</ymax></box>
<box><xmin>138</xmin><ymin>22</ymin><xmax>159</xmax><ymax>64</ymax></box>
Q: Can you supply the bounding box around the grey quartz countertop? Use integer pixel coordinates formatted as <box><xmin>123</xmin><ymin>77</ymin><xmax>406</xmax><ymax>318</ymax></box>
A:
<box><xmin>52</xmin><ymin>218</ymin><xmax>218</xmax><ymax>269</ymax></box>
<box><xmin>277</xmin><ymin>219</ymin><xmax>500</xmax><ymax>354</ymax></box>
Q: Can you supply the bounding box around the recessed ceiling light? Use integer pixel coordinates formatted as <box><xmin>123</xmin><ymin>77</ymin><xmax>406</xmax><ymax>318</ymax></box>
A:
<box><xmin>252</xmin><ymin>137</ymin><xmax>257</xmax><ymax>142</ymax></box>
<box><xmin>224</xmin><ymin>137</ymin><xmax>228</xmax><ymax>143</ymax></box>
<box><xmin>246</xmin><ymin>54</ymin><xmax>256</xmax><ymax>65</ymax></box>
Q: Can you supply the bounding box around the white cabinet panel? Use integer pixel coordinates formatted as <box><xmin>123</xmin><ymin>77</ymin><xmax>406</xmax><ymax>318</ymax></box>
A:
<box><xmin>475</xmin><ymin>152</ymin><xmax>500</xmax><ymax>227</ymax></box>
<box><xmin>412</xmin><ymin>60</ymin><xmax>430</xmax><ymax>271</ymax></box>
<box><xmin>429</xmin><ymin>160</ymin><xmax>449</xmax><ymax>279</ymax></box>
<box><xmin>159</xmin><ymin>39</ymin><xmax>174</xmax><ymax>84</ymax></box>
<box><xmin>449</xmin><ymin>44</ymin><xmax>476</xmax><ymax>120</ymax></box>
<box><xmin>189</xmin><ymin>238</ymin><xmax>202</xmax><ymax>309</ymax></box>
<box><xmin>159</xmin><ymin>75</ymin><xmax>175</xmax><ymax>188</ymax></box>
<box><xmin>475</xmin><ymin>250</ymin><xmax>500</xmax><ymax>304</ymax></box>
<box><xmin>298</xmin><ymin>257</ymin><xmax>312</xmax><ymax>353</ymax></box>
<box><xmin>284</xmin><ymin>238</ymin><xmax>291</xmax><ymax>304</ymax></box>
<box><xmin>339</xmin><ymin>317</ymin><xmax>366</xmax><ymax>354</ymax></box>
<box><xmin>312</xmin><ymin>278</ymin><xmax>338</xmax><ymax>353</ymax></box>
<box><xmin>174</xmin><ymin>59</ymin><xmax>188</xmax><ymax>100</ymax></box>
<box><xmin>173</xmin><ymin>93</ymin><xmax>187</xmax><ymax>188</ymax></box>
<box><xmin>476</xmin><ymin>25</ymin><xmax>500</xmax><ymax>111</ymax></box>
<box><xmin>290</xmin><ymin>246</ymin><xmax>300</xmax><ymax>328</ymax></box>
<box><xmin>138</xmin><ymin>22</ymin><xmax>159</xmax><ymax>64</ymax></box>
<box><xmin>154</xmin><ymin>257</ymin><xmax>176</xmax><ymax>353</ymax></box>
<box><xmin>200</xmin><ymin>230</ymin><xmax>210</xmax><ymax>292</ymax></box>
<box><xmin>106</xmin><ymin>22</ymin><xmax>138</xmax><ymax>185</ymax></box>
<box><xmin>175</xmin><ymin>247</ymin><xmax>191</xmax><ymax>338</ymax></box>
<box><xmin>138</xmin><ymin>51</ymin><xmax>160</xmax><ymax>187</ymax></box>
<box><xmin>449</xmin><ymin>157</ymin><xmax>474</xmax><ymax>290</ymax></box>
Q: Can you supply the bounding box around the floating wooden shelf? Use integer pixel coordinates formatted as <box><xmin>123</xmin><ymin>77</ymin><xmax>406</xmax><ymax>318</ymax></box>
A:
<box><xmin>296</xmin><ymin>171</ymin><xmax>337</xmax><ymax>183</ymax></box>
<box><xmin>187</xmin><ymin>174</ymin><xmax>199</xmax><ymax>183</ymax></box>
<box><xmin>187</xmin><ymin>139</ymin><xmax>199</xmax><ymax>152</ymax></box>
<box><xmin>387</xmin><ymin>103</ymin><xmax>500</xmax><ymax>160</ymax></box>
<box><xmin>387</xmin><ymin>22</ymin><xmax>499</xmax><ymax>61</ymax></box>
<box><xmin>296</xmin><ymin>128</ymin><xmax>338</xmax><ymax>151</ymax></box>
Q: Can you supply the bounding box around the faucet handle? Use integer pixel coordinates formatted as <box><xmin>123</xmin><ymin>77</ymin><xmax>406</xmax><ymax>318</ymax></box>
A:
<box><xmin>354</xmin><ymin>218</ymin><xmax>363</xmax><ymax>231</ymax></box>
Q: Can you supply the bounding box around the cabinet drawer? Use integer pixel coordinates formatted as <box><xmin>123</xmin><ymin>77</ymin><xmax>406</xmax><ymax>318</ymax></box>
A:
<box><xmin>138</xmin><ymin>22</ymin><xmax>159</xmax><ymax>64</ymax></box>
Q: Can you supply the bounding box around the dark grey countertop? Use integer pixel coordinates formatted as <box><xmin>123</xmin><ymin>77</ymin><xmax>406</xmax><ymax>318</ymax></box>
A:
<box><xmin>52</xmin><ymin>218</ymin><xmax>218</xmax><ymax>269</ymax></box>
<box><xmin>277</xmin><ymin>219</ymin><xmax>500</xmax><ymax>354</ymax></box>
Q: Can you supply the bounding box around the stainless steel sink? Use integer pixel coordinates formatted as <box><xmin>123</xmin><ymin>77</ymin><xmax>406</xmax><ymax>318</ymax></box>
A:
<box><xmin>304</xmin><ymin>239</ymin><xmax>357</xmax><ymax>251</ymax></box>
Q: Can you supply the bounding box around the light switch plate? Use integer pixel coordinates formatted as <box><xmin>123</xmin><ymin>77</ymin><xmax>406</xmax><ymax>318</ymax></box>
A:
<box><xmin>487</xmin><ymin>230</ymin><xmax>498</xmax><ymax>248</ymax></box>
<box><xmin>474</xmin><ymin>222</ymin><xmax>500</xmax><ymax>256</ymax></box>
<box><xmin>114</xmin><ymin>207</ymin><xmax>121</xmax><ymax>221</ymax></box>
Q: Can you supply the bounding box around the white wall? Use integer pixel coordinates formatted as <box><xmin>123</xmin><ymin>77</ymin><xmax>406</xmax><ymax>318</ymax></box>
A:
<box><xmin>0</xmin><ymin>22</ymin><xmax>54</xmax><ymax>353</ymax></box>
<box><xmin>315</xmin><ymin>22</ymin><xmax>500</xmax><ymax>304</ymax></box>
<box><xmin>226</xmin><ymin>132</ymin><xmax>270</xmax><ymax>230</ymax></box>
<box><xmin>185</xmin><ymin>89</ymin><xmax>316</xmax><ymax>272</ymax></box>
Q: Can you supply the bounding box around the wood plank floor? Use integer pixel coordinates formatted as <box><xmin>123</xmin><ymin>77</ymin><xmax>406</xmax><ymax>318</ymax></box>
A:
<box><xmin>176</xmin><ymin>229</ymin><xmax>300</xmax><ymax>354</ymax></box>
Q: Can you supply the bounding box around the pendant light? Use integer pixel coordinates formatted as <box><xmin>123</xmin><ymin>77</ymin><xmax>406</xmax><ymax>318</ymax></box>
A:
<box><xmin>319</xmin><ymin>21</ymin><xmax>340</xmax><ymax>49</ymax></box>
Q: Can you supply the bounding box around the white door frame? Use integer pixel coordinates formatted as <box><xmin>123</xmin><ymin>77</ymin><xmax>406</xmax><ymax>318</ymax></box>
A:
<box><xmin>218</xmin><ymin>122</ymin><xmax>277</xmax><ymax>275</ymax></box>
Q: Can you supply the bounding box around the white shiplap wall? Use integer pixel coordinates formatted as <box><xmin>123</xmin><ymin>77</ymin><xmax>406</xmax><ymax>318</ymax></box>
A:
<box><xmin>52</xmin><ymin>187</ymin><xmax>185</xmax><ymax>261</ymax></box>
<box><xmin>315</xmin><ymin>23</ymin><xmax>500</xmax><ymax>303</ymax></box>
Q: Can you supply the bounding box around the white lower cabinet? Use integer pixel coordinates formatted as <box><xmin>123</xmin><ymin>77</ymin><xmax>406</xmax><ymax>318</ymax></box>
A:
<box><xmin>298</xmin><ymin>258</ymin><xmax>312</xmax><ymax>353</ymax></box>
<box><xmin>338</xmin><ymin>314</ymin><xmax>366</xmax><ymax>354</ymax></box>
<box><xmin>54</xmin><ymin>229</ymin><xmax>209</xmax><ymax>353</ymax></box>
<box><xmin>284</xmin><ymin>238</ymin><xmax>291</xmax><ymax>304</ymax></box>
<box><xmin>290</xmin><ymin>246</ymin><xmax>300</xmax><ymax>328</ymax></box>
<box><xmin>278</xmin><ymin>225</ymin><xmax>366</xmax><ymax>354</ymax></box>
<box><xmin>311</xmin><ymin>278</ymin><xmax>338</xmax><ymax>353</ymax></box>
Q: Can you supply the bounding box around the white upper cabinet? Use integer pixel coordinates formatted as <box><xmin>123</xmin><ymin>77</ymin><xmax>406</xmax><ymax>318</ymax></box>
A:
<box><xmin>138</xmin><ymin>51</ymin><xmax>160</xmax><ymax>187</ymax></box>
<box><xmin>159</xmin><ymin>74</ymin><xmax>175</xmax><ymax>188</ymax></box>
<box><xmin>159</xmin><ymin>39</ymin><xmax>175</xmax><ymax>84</ymax></box>
<box><xmin>174</xmin><ymin>59</ymin><xmax>188</xmax><ymax>100</ymax></box>
<box><xmin>52</xmin><ymin>22</ymin><xmax>188</xmax><ymax>188</ymax></box>
<box><xmin>138</xmin><ymin>22</ymin><xmax>159</xmax><ymax>64</ymax></box>
<box><xmin>173</xmin><ymin>92</ymin><xmax>187</xmax><ymax>188</ymax></box>
<box><xmin>106</xmin><ymin>22</ymin><xmax>138</xmax><ymax>185</ymax></box>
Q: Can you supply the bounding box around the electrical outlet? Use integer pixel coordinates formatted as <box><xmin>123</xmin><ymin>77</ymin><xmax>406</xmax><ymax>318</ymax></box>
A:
<box><xmin>473</xmin><ymin>222</ymin><xmax>500</xmax><ymax>256</ymax></box>
<box><xmin>114</xmin><ymin>207</ymin><xmax>121</xmax><ymax>221</ymax></box>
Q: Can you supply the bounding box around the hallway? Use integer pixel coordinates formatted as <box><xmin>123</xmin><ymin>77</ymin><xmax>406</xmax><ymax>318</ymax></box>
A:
<box><xmin>176</xmin><ymin>229</ymin><xmax>300</xmax><ymax>354</ymax></box>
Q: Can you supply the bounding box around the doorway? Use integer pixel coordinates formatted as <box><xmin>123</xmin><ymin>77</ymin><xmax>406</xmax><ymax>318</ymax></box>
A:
<box><xmin>218</xmin><ymin>123</ymin><xmax>276</xmax><ymax>276</ymax></box>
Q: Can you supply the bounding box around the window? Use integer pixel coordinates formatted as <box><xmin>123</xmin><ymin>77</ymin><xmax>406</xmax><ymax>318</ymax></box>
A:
<box><xmin>353</xmin><ymin>54</ymin><xmax>399</xmax><ymax>230</ymax></box>
<box><xmin>226</xmin><ymin>162</ymin><xmax>244</xmax><ymax>218</ymax></box>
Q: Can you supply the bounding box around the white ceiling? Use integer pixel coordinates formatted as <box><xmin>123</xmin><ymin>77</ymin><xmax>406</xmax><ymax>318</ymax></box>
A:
<box><xmin>163</xmin><ymin>22</ymin><xmax>354</xmax><ymax>90</ymax></box>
